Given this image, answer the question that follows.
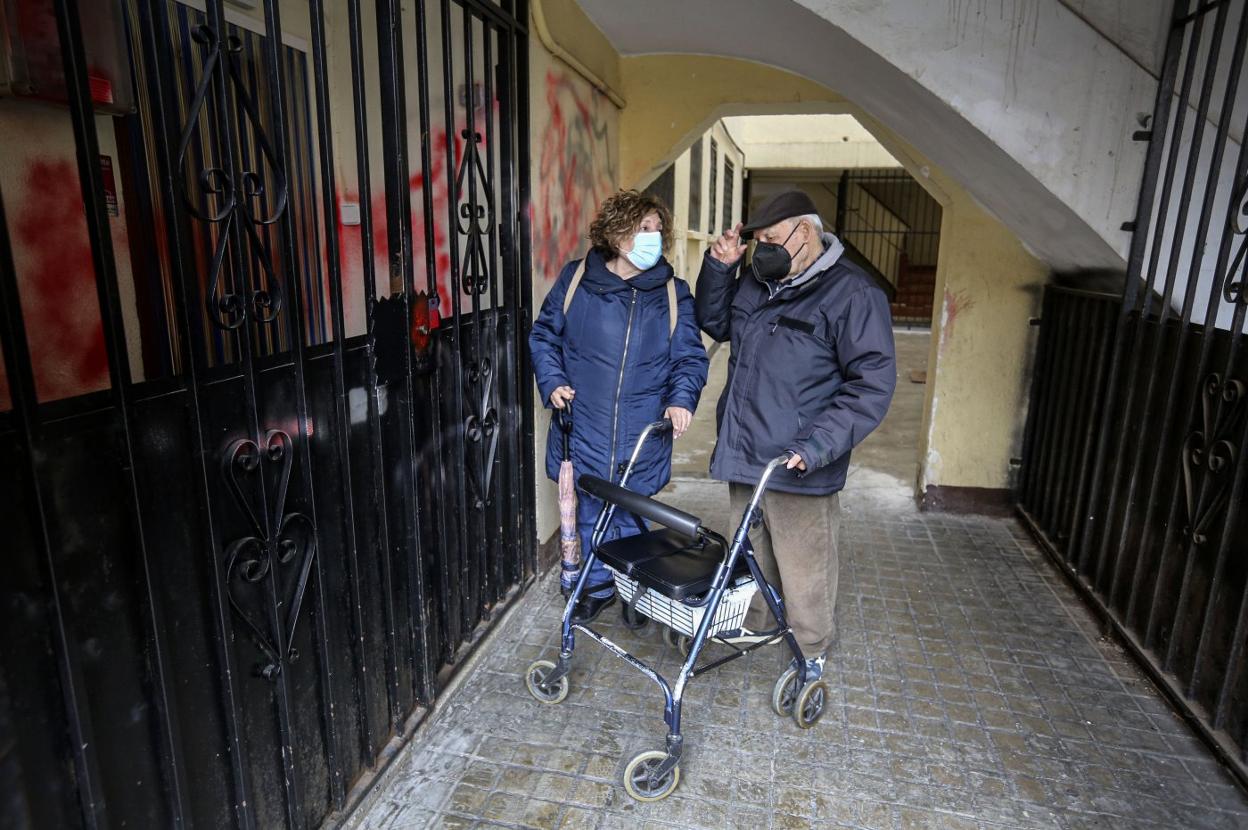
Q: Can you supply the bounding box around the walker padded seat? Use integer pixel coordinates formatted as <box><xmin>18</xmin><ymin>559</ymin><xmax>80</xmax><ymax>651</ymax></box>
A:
<box><xmin>597</xmin><ymin>529</ymin><xmax>746</xmax><ymax>602</ymax></box>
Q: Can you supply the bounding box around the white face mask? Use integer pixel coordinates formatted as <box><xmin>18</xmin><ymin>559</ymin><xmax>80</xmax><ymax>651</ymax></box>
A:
<box><xmin>625</xmin><ymin>231</ymin><xmax>663</xmax><ymax>270</ymax></box>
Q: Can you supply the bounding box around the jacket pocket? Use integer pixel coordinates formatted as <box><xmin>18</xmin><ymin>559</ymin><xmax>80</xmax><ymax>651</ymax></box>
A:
<box><xmin>775</xmin><ymin>315</ymin><xmax>816</xmax><ymax>336</ymax></box>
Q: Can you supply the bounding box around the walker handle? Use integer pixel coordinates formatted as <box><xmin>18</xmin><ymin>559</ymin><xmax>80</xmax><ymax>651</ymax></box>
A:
<box><xmin>615</xmin><ymin>418</ymin><xmax>672</xmax><ymax>487</ymax></box>
<box><xmin>733</xmin><ymin>454</ymin><xmax>794</xmax><ymax>544</ymax></box>
<box><xmin>579</xmin><ymin>475</ymin><xmax>702</xmax><ymax>539</ymax></box>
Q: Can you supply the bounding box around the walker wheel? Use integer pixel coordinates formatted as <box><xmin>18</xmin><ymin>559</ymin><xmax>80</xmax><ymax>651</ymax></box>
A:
<box><xmin>524</xmin><ymin>659</ymin><xmax>568</xmax><ymax>705</ymax></box>
<box><xmin>771</xmin><ymin>667</ymin><xmax>799</xmax><ymax>716</ymax></box>
<box><xmin>793</xmin><ymin>679</ymin><xmax>829</xmax><ymax>729</ymax></box>
<box><xmin>622</xmin><ymin>750</ymin><xmax>680</xmax><ymax>802</ymax></box>
<box><xmin>662</xmin><ymin>627</ymin><xmax>692</xmax><ymax>656</ymax></box>
<box><xmin>620</xmin><ymin>603</ymin><xmax>649</xmax><ymax>631</ymax></box>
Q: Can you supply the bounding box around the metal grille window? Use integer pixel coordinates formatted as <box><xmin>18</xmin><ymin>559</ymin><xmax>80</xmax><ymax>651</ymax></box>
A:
<box><xmin>644</xmin><ymin>162</ymin><xmax>675</xmax><ymax>213</ymax></box>
<box><xmin>723</xmin><ymin>157</ymin><xmax>735</xmax><ymax>231</ymax></box>
<box><xmin>708</xmin><ymin>137</ymin><xmax>718</xmax><ymax>236</ymax></box>
<box><xmin>833</xmin><ymin>168</ymin><xmax>941</xmax><ymax>292</ymax></box>
<box><xmin>688</xmin><ymin>136</ymin><xmax>702</xmax><ymax>233</ymax></box>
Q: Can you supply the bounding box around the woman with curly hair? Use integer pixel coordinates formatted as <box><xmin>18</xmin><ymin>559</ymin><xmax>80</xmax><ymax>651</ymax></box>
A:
<box><xmin>530</xmin><ymin>190</ymin><xmax>709</xmax><ymax>624</ymax></box>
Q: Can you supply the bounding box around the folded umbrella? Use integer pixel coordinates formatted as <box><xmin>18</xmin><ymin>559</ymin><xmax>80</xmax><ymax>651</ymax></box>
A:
<box><xmin>556</xmin><ymin>402</ymin><xmax>580</xmax><ymax>598</ymax></box>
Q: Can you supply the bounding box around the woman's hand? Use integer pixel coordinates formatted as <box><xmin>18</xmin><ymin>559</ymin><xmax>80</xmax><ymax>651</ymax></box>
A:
<box><xmin>710</xmin><ymin>222</ymin><xmax>748</xmax><ymax>265</ymax></box>
<box><xmin>550</xmin><ymin>386</ymin><xmax>575</xmax><ymax>409</ymax></box>
<box><xmin>665</xmin><ymin>406</ymin><xmax>692</xmax><ymax>438</ymax></box>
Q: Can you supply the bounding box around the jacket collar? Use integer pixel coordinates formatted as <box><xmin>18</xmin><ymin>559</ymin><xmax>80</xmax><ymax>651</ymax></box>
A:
<box><xmin>581</xmin><ymin>248</ymin><xmax>673</xmax><ymax>294</ymax></box>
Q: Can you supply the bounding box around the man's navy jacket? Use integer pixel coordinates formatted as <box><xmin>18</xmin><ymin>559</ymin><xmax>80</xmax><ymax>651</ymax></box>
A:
<box><xmin>695</xmin><ymin>234</ymin><xmax>896</xmax><ymax>495</ymax></box>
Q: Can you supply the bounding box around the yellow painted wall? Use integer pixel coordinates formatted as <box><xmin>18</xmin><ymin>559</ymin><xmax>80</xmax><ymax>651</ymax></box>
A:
<box><xmin>533</xmin><ymin>0</ymin><xmax>622</xmax><ymax>95</ymax></box>
<box><xmin>609</xmin><ymin>55</ymin><xmax>1050</xmax><ymax>497</ymax></box>
<box><xmin>618</xmin><ymin>55</ymin><xmax>846</xmax><ymax>190</ymax></box>
<box><xmin>918</xmin><ymin>202</ymin><xmax>1047</xmax><ymax>491</ymax></box>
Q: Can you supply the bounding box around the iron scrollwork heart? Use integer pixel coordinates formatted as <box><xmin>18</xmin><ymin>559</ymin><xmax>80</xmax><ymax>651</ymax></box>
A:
<box><xmin>177</xmin><ymin>24</ymin><xmax>289</xmax><ymax>330</ymax></box>
<box><xmin>1182</xmin><ymin>374</ymin><xmax>1245</xmax><ymax>545</ymax></box>
<box><xmin>221</xmin><ymin>430</ymin><xmax>316</xmax><ymax>679</ymax></box>
<box><xmin>1222</xmin><ymin>174</ymin><xmax>1248</xmax><ymax>306</ymax></box>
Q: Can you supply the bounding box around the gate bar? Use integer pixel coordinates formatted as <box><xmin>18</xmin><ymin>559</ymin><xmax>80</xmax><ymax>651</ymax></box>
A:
<box><xmin>516</xmin><ymin>0</ymin><xmax>537</xmax><ymax>581</ymax></box>
<box><xmin>346</xmin><ymin>0</ymin><xmax>404</xmax><ymax>732</ymax></box>
<box><xmin>462</xmin><ymin>6</ymin><xmax>487</xmax><ymax>626</ymax></box>
<box><xmin>309</xmin><ymin>0</ymin><xmax>376</xmax><ymax>774</ymax></box>
<box><xmin>482</xmin><ymin>24</ymin><xmax>506</xmax><ymax>606</ymax></box>
<box><xmin>1061</xmin><ymin>301</ymin><xmax>1116</xmax><ymax>553</ymax></box>
<box><xmin>1058</xmin><ymin>295</ymin><xmax>1098</xmax><ymax>536</ymax></box>
<box><xmin>375</xmin><ymin>0</ymin><xmax>438</xmax><ymax>705</ymax></box>
<box><xmin>413</xmin><ymin>0</ymin><xmax>458</xmax><ymax>668</ymax></box>
<box><xmin>441</xmin><ymin>0</ymin><xmax>472</xmax><ymax>649</ymax></box>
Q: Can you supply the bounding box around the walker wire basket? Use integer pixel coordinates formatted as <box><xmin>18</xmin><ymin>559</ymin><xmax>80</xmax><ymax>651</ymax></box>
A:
<box><xmin>606</xmin><ymin>566</ymin><xmax>758</xmax><ymax>638</ymax></box>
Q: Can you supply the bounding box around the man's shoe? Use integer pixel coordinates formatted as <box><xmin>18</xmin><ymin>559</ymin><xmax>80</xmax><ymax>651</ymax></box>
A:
<box><xmin>570</xmin><ymin>591</ymin><xmax>617</xmax><ymax>625</ymax></box>
<box><xmin>716</xmin><ymin>627</ymin><xmax>780</xmax><ymax>646</ymax></box>
<box><xmin>790</xmin><ymin>653</ymin><xmax>826</xmax><ymax>683</ymax></box>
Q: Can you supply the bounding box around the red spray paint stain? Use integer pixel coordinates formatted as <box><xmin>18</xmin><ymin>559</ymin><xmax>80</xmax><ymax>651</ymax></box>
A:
<box><xmin>336</xmin><ymin>127</ymin><xmax>463</xmax><ymax>313</ymax></box>
<box><xmin>939</xmin><ymin>288</ymin><xmax>976</xmax><ymax>353</ymax></box>
<box><xmin>14</xmin><ymin>159</ymin><xmax>109</xmax><ymax>401</ymax></box>
<box><xmin>534</xmin><ymin>70</ymin><xmax>614</xmax><ymax>286</ymax></box>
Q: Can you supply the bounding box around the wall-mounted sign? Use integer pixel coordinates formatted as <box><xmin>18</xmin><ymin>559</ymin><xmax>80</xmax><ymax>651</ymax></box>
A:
<box><xmin>99</xmin><ymin>153</ymin><xmax>118</xmax><ymax>217</ymax></box>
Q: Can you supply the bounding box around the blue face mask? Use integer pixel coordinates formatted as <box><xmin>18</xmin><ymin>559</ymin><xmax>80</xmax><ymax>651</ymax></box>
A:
<box><xmin>625</xmin><ymin>230</ymin><xmax>663</xmax><ymax>271</ymax></box>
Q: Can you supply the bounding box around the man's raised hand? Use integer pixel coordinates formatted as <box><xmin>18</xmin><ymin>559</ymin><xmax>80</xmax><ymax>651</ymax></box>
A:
<box><xmin>710</xmin><ymin>222</ymin><xmax>748</xmax><ymax>265</ymax></box>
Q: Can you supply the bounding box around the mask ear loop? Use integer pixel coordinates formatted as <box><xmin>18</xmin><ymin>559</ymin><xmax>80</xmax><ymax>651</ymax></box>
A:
<box><xmin>782</xmin><ymin>220</ymin><xmax>808</xmax><ymax>275</ymax></box>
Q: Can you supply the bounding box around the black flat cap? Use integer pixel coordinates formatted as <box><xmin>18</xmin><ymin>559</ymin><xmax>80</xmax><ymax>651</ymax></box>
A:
<box><xmin>741</xmin><ymin>189</ymin><xmax>820</xmax><ymax>238</ymax></box>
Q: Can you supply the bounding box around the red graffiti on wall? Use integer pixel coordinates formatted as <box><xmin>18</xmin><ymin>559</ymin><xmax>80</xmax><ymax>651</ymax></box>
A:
<box><xmin>534</xmin><ymin>70</ymin><xmax>614</xmax><ymax>286</ymax></box>
<box><xmin>14</xmin><ymin>159</ymin><xmax>109</xmax><ymax>401</ymax></box>
<box><xmin>338</xmin><ymin>127</ymin><xmax>473</xmax><ymax>317</ymax></box>
<box><xmin>939</xmin><ymin>288</ymin><xmax>976</xmax><ymax>353</ymax></box>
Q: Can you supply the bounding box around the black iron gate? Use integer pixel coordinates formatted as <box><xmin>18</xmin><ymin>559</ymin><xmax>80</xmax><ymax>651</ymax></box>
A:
<box><xmin>1019</xmin><ymin>0</ymin><xmax>1248</xmax><ymax>787</ymax></box>
<box><xmin>0</xmin><ymin>0</ymin><xmax>534</xmax><ymax>827</ymax></box>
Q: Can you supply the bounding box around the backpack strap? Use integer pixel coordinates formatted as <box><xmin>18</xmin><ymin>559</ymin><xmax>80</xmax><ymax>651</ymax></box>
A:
<box><xmin>562</xmin><ymin>258</ymin><xmax>588</xmax><ymax>317</ymax></box>
<box><xmin>667</xmin><ymin>279</ymin><xmax>678</xmax><ymax>337</ymax></box>
<box><xmin>563</xmin><ymin>258</ymin><xmax>679</xmax><ymax>338</ymax></box>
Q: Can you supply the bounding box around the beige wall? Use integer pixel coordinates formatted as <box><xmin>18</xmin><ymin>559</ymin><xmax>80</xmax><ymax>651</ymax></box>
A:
<box><xmin>618</xmin><ymin>55</ymin><xmax>846</xmax><ymax>191</ymax></box>
<box><xmin>918</xmin><ymin>197</ymin><xmax>1048</xmax><ymax>492</ymax></box>
<box><xmin>527</xmin><ymin>1</ymin><xmax>622</xmax><ymax>543</ymax></box>
<box><xmin>724</xmin><ymin>114</ymin><xmax>902</xmax><ymax>170</ymax></box>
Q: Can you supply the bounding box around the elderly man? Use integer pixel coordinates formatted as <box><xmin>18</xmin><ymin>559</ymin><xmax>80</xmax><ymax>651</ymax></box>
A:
<box><xmin>695</xmin><ymin>189</ymin><xmax>896</xmax><ymax>683</ymax></box>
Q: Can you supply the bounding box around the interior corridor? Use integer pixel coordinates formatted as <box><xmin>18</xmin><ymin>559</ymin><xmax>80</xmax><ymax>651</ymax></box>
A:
<box><xmin>345</xmin><ymin>329</ymin><xmax>1248</xmax><ymax>829</ymax></box>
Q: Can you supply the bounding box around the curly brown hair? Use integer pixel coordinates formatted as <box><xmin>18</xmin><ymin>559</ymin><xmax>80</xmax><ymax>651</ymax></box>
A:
<box><xmin>588</xmin><ymin>189</ymin><xmax>674</xmax><ymax>259</ymax></box>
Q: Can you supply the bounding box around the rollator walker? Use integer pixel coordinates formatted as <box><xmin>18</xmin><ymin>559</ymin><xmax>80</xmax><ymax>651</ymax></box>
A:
<box><xmin>523</xmin><ymin>419</ymin><xmax>830</xmax><ymax>802</ymax></box>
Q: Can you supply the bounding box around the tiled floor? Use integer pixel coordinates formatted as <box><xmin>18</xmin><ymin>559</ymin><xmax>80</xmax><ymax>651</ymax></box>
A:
<box><xmin>346</xmin><ymin>336</ymin><xmax>1248</xmax><ymax>829</ymax></box>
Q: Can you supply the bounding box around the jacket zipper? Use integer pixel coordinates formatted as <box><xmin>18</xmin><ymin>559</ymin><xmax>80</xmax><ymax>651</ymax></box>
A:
<box><xmin>608</xmin><ymin>289</ymin><xmax>638</xmax><ymax>481</ymax></box>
